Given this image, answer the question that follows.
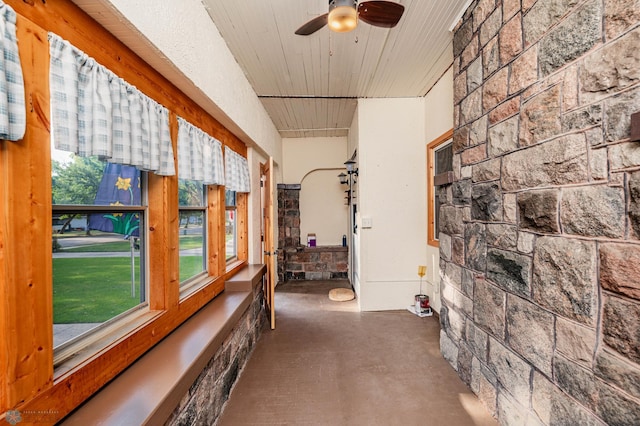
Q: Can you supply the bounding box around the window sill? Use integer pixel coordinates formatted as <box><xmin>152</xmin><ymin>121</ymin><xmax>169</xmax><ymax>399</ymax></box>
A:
<box><xmin>61</xmin><ymin>264</ymin><xmax>266</xmax><ymax>425</ymax></box>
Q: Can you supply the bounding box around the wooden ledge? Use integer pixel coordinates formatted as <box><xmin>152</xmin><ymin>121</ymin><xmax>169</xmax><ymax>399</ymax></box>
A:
<box><xmin>226</xmin><ymin>263</ymin><xmax>266</xmax><ymax>292</ymax></box>
<box><xmin>62</xmin><ymin>265</ymin><xmax>266</xmax><ymax>425</ymax></box>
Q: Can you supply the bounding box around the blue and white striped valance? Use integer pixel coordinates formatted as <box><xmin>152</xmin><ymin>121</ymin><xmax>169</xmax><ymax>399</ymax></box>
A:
<box><xmin>225</xmin><ymin>147</ymin><xmax>250</xmax><ymax>193</ymax></box>
<box><xmin>49</xmin><ymin>33</ymin><xmax>175</xmax><ymax>176</ymax></box>
<box><xmin>177</xmin><ymin>117</ymin><xmax>224</xmax><ymax>185</ymax></box>
<box><xmin>0</xmin><ymin>1</ymin><xmax>25</xmax><ymax>141</ymax></box>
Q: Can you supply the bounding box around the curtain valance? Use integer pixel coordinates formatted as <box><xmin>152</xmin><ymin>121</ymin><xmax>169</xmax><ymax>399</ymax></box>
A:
<box><xmin>225</xmin><ymin>147</ymin><xmax>250</xmax><ymax>193</ymax></box>
<box><xmin>49</xmin><ymin>33</ymin><xmax>175</xmax><ymax>176</ymax></box>
<box><xmin>0</xmin><ymin>1</ymin><xmax>25</xmax><ymax>141</ymax></box>
<box><xmin>177</xmin><ymin>117</ymin><xmax>224</xmax><ymax>185</ymax></box>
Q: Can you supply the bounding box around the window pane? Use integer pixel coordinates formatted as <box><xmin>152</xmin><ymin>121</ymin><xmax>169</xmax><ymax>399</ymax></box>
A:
<box><xmin>435</xmin><ymin>143</ymin><xmax>453</xmax><ymax>175</ymax></box>
<box><xmin>226</xmin><ymin>209</ymin><xmax>237</xmax><ymax>261</ymax></box>
<box><xmin>52</xmin><ymin>214</ymin><xmax>145</xmax><ymax>349</ymax></box>
<box><xmin>51</xmin><ymin>152</ymin><xmax>146</xmax><ymax>349</ymax></box>
<box><xmin>179</xmin><ymin>180</ymin><xmax>206</xmax><ymax>284</ymax></box>
<box><xmin>179</xmin><ymin>211</ymin><xmax>205</xmax><ymax>282</ymax></box>
<box><xmin>225</xmin><ymin>189</ymin><xmax>236</xmax><ymax>207</ymax></box>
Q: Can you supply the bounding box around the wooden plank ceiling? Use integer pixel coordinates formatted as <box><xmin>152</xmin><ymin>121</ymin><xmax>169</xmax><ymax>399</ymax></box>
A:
<box><xmin>72</xmin><ymin>0</ymin><xmax>470</xmax><ymax>138</ymax></box>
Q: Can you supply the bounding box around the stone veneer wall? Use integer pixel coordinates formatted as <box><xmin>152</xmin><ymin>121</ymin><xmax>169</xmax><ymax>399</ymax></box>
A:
<box><xmin>165</xmin><ymin>284</ymin><xmax>266</xmax><ymax>425</ymax></box>
<box><xmin>283</xmin><ymin>246</ymin><xmax>348</xmax><ymax>280</ymax></box>
<box><xmin>440</xmin><ymin>0</ymin><xmax>640</xmax><ymax>425</ymax></box>
<box><xmin>277</xmin><ymin>184</ymin><xmax>301</xmax><ymax>282</ymax></box>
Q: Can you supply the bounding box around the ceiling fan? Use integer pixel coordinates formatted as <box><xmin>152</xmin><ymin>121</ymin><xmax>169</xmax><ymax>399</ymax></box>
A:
<box><xmin>295</xmin><ymin>0</ymin><xmax>405</xmax><ymax>36</ymax></box>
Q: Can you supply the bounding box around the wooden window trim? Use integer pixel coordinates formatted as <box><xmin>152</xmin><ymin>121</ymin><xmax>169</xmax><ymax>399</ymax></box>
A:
<box><xmin>426</xmin><ymin>129</ymin><xmax>453</xmax><ymax>248</ymax></box>
<box><xmin>0</xmin><ymin>1</ymin><xmax>250</xmax><ymax>422</ymax></box>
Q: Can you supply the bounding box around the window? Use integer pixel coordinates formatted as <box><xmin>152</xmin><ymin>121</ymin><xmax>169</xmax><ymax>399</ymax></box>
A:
<box><xmin>427</xmin><ymin>129</ymin><xmax>454</xmax><ymax>247</ymax></box>
<box><xmin>51</xmin><ymin>153</ymin><xmax>146</xmax><ymax>357</ymax></box>
<box><xmin>179</xmin><ymin>179</ymin><xmax>207</xmax><ymax>287</ymax></box>
<box><xmin>1</xmin><ymin>5</ymin><xmax>250</xmax><ymax>422</ymax></box>
<box><xmin>225</xmin><ymin>189</ymin><xmax>237</xmax><ymax>261</ymax></box>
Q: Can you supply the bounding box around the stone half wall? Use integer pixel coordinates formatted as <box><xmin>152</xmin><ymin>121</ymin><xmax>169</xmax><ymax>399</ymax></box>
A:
<box><xmin>165</xmin><ymin>284</ymin><xmax>266</xmax><ymax>425</ymax></box>
<box><xmin>440</xmin><ymin>0</ymin><xmax>640</xmax><ymax>425</ymax></box>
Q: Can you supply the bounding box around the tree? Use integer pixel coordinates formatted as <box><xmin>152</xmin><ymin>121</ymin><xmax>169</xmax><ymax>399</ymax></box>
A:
<box><xmin>52</xmin><ymin>155</ymin><xmax>105</xmax><ymax>205</ymax></box>
<box><xmin>52</xmin><ymin>156</ymin><xmax>105</xmax><ymax>234</ymax></box>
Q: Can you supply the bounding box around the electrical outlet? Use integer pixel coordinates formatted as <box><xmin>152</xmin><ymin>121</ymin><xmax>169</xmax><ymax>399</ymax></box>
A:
<box><xmin>361</xmin><ymin>217</ymin><xmax>373</xmax><ymax>228</ymax></box>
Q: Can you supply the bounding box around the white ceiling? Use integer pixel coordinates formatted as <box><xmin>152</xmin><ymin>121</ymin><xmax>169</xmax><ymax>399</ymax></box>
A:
<box><xmin>72</xmin><ymin>0</ymin><xmax>470</xmax><ymax>139</ymax></box>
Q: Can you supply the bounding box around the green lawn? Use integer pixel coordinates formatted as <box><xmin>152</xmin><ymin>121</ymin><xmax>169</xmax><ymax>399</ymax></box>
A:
<box><xmin>61</xmin><ymin>235</ymin><xmax>203</xmax><ymax>253</ymax></box>
<box><xmin>54</xmin><ymin>255</ymin><xmax>204</xmax><ymax>323</ymax></box>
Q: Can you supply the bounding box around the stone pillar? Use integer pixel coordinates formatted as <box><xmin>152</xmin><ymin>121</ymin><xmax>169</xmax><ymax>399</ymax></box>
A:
<box><xmin>277</xmin><ymin>184</ymin><xmax>301</xmax><ymax>282</ymax></box>
<box><xmin>442</xmin><ymin>1</ymin><xmax>640</xmax><ymax>424</ymax></box>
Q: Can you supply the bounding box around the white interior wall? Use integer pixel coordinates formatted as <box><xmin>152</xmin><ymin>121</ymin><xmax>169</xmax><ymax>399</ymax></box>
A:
<box><xmin>356</xmin><ymin>97</ymin><xmax>427</xmax><ymax>311</ymax></box>
<box><xmin>423</xmin><ymin>66</ymin><xmax>454</xmax><ymax>314</ymax></box>
<box><xmin>282</xmin><ymin>137</ymin><xmax>348</xmax><ymax>247</ymax></box>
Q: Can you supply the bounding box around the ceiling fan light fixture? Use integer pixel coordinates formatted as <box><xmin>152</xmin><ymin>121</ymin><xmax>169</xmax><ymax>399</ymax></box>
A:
<box><xmin>328</xmin><ymin>0</ymin><xmax>358</xmax><ymax>32</ymax></box>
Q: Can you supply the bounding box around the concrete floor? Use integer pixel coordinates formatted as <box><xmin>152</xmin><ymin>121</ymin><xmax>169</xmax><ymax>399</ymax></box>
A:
<box><xmin>217</xmin><ymin>280</ymin><xmax>497</xmax><ymax>426</ymax></box>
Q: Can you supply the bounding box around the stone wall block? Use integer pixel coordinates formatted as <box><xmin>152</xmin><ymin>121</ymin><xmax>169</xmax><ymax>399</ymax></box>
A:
<box><xmin>503</xmin><ymin>193</ymin><xmax>517</xmax><ymax>223</ymax></box>
<box><xmin>532</xmin><ymin>372</ymin><xmax>605</xmax><ymax>426</ymax></box>
<box><xmin>440</xmin><ymin>330</ymin><xmax>460</xmax><ymax>370</ymax></box>
<box><xmin>465</xmin><ymin>222</ymin><xmax>487</xmax><ymax>271</ymax></box>
<box><xmin>480</xmin><ymin>8</ymin><xmax>503</xmax><ymax>47</ymax></box>
<box><xmin>444</xmin><ymin>262</ymin><xmax>463</xmax><ymax>291</ymax></box>
<box><xmin>461</xmin><ymin>143</ymin><xmax>488</xmax><ymax>165</ymax></box>
<box><xmin>461</xmin><ymin>88</ymin><xmax>483</xmax><ymax>125</ymax></box>
<box><xmin>555</xmin><ymin>355</ymin><xmax>598</xmax><ymax>411</ymax></box>
<box><xmin>595</xmin><ymin>349</ymin><xmax>640</xmax><ymax>400</ymax></box>
<box><xmin>466</xmin><ymin>320</ymin><xmax>489</xmax><ymax>362</ymax></box>
<box><xmin>439</xmin><ymin>205</ymin><xmax>465</xmax><ymax>236</ymax></box>
<box><xmin>470</xmin><ymin>114</ymin><xmax>488</xmax><ymax>146</ymax></box>
<box><xmin>523</xmin><ymin>0</ymin><xmax>581</xmax><ymax>46</ymax></box>
<box><xmin>471</xmin><ymin>182</ymin><xmax>503</xmax><ymax>221</ymax></box>
<box><xmin>581</xmin><ymin>28</ymin><xmax>640</xmax><ymax>101</ymax></box>
<box><xmin>589</xmin><ymin>147</ymin><xmax>608</xmax><ymax>181</ymax></box>
<box><xmin>503</xmin><ymin>0</ymin><xmax>520</xmax><ymax>22</ymax></box>
<box><xmin>496</xmin><ymin>393</ymin><xmax>529</xmax><ymax>426</ymax></box>
<box><xmin>461</xmin><ymin>267</ymin><xmax>475</xmax><ymax>297</ymax></box>
<box><xmin>483</xmin><ymin>67</ymin><xmax>509</xmax><ymax>112</ymax></box>
<box><xmin>605</xmin><ymin>0</ymin><xmax>640</xmax><ymax>40</ymax></box>
<box><xmin>453</xmin><ymin>125</ymin><xmax>470</xmax><ymax>153</ymax></box>
<box><xmin>472</xmin><ymin>158</ymin><xmax>501</xmax><ymax>183</ymax></box>
<box><xmin>563</xmin><ymin>65</ymin><xmax>579</xmax><ymax>111</ymax></box>
<box><xmin>483</xmin><ymin>36</ymin><xmax>500</xmax><ymax>77</ymax></box>
<box><xmin>487</xmin><ymin>248</ymin><xmax>532</xmax><ymax>297</ymax></box>
<box><xmin>439</xmin><ymin>233</ymin><xmax>452</xmax><ymax>261</ymax></box>
<box><xmin>488</xmin><ymin>97</ymin><xmax>520</xmax><ymax>124</ymax></box>
<box><xmin>452</xmin><ymin>236</ymin><xmax>465</xmax><ymax>266</ymax></box>
<box><xmin>596</xmin><ymin>381</ymin><xmax>640</xmax><ymax>426</ymax></box>
<box><xmin>474</xmin><ymin>278</ymin><xmax>506</xmax><ymax>339</ymax></box>
<box><xmin>501</xmin><ymin>134</ymin><xmax>589</xmax><ymax>191</ymax></box>
<box><xmin>452</xmin><ymin>179</ymin><xmax>472</xmax><ymax>205</ymax></box>
<box><xmin>500</xmin><ymin>13</ymin><xmax>523</xmax><ymax>64</ymax></box>
<box><xmin>516</xmin><ymin>232</ymin><xmax>535</xmax><ymax>254</ymax></box>
<box><xmin>562</xmin><ymin>104</ymin><xmax>602</xmax><ymax>133</ymax></box>
<box><xmin>486</xmin><ymin>224</ymin><xmax>517</xmax><ymax>250</ymax></box>
<box><xmin>608</xmin><ymin>141</ymin><xmax>640</xmax><ymax>172</ymax></box>
<box><xmin>533</xmin><ymin>236</ymin><xmax>597</xmax><ymax>325</ymax></box>
<box><xmin>520</xmin><ymin>85</ymin><xmax>562</xmax><ymax>147</ymax></box>
<box><xmin>629</xmin><ymin>171</ymin><xmax>640</xmax><ymax>238</ymax></box>
<box><xmin>488</xmin><ymin>337</ymin><xmax>532</xmax><ymax>406</ymax></box>
<box><xmin>478</xmin><ymin>367</ymin><xmax>498</xmax><ymax>416</ymax></box>
<box><xmin>602</xmin><ymin>295</ymin><xmax>640</xmax><ymax>363</ymax></box>
<box><xmin>488</xmin><ymin>115</ymin><xmax>519</xmax><ymax>156</ymax></box>
<box><xmin>467</xmin><ymin>57</ymin><xmax>483</xmax><ymax>93</ymax></box>
<box><xmin>473</xmin><ymin>0</ymin><xmax>497</xmax><ymax>32</ymax></box>
<box><xmin>506</xmin><ymin>295</ymin><xmax>554</xmax><ymax>375</ymax></box>
<box><xmin>455</xmin><ymin>71</ymin><xmax>468</xmax><ymax>105</ymax></box>
<box><xmin>600</xmin><ymin>243</ymin><xmax>640</xmax><ymax>300</ymax></box>
<box><xmin>457</xmin><ymin>342</ymin><xmax>474</xmax><ymax>385</ymax></box>
<box><xmin>538</xmin><ymin>0</ymin><xmax>602</xmax><ymax>76</ymax></box>
<box><xmin>556</xmin><ymin>316</ymin><xmax>596</xmax><ymax>368</ymax></box>
<box><xmin>604</xmin><ymin>87</ymin><xmax>640</xmax><ymax>143</ymax></box>
<box><xmin>510</xmin><ymin>47</ymin><xmax>538</xmax><ymax>94</ymax></box>
<box><xmin>560</xmin><ymin>185</ymin><xmax>625</xmax><ymax>238</ymax></box>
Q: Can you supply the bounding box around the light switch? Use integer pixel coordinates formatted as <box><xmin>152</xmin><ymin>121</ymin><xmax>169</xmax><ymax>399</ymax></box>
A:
<box><xmin>362</xmin><ymin>217</ymin><xmax>373</xmax><ymax>228</ymax></box>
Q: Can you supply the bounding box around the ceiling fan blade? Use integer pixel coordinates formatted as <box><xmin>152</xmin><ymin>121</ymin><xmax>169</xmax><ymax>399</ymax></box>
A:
<box><xmin>358</xmin><ymin>1</ymin><xmax>405</xmax><ymax>28</ymax></box>
<box><xmin>295</xmin><ymin>13</ymin><xmax>329</xmax><ymax>35</ymax></box>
